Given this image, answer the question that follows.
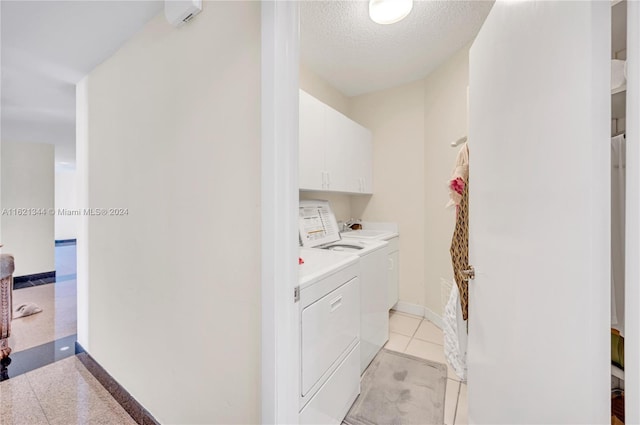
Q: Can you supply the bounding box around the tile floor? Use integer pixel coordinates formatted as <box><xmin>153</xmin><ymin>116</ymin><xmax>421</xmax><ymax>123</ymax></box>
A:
<box><xmin>386</xmin><ymin>310</ymin><xmax>467</xmax><ymax>425</ymax></box>
<box><xmin>0</xmin><ymin>356</ymin><xmax>136</xmax><ymax>425</ymax></box>
<box><xmin>1</xmin><ymin>243</ymin><xmax>136</xmax><ymax>424</ymax></box>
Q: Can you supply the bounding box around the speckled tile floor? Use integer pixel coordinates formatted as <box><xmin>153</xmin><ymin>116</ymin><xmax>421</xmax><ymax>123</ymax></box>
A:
<box><xmin>386</xmin><ymin>310</ymin><xmax>467</xmax><ymax>425</ymax></box>
<box><xmin>0</xmin><ymin>356</ymin><xmax>136</xmax><ymax>425</ymax></box>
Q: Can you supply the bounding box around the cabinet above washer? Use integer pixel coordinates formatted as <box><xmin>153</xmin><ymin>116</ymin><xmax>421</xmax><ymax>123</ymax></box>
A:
<box><xmin>299</xmin><ymin>90</ymin><xmax>373</xmax><ymax>194</ymax></box>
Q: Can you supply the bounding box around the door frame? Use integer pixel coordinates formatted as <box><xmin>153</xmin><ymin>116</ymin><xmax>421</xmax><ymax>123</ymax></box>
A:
<box><xmin>261</xmin><ymin>2</ymin><xmax>300</xmax><ymax>424</ymax></box>
<box><xmin>626</xmin><ymin>1</ymin><xmax>639</xmax><ymax>422</ymax></box>
<box><xmin>259</xmin><ymin>0</ymin><xmax>640</xmax><ymax>422</ymax></box>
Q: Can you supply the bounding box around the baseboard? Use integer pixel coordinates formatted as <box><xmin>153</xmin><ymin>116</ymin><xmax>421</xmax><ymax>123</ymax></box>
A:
<box><xmin>75</xmin><ymin>344</ymin><xmax>159</xmax><ymax>425</ymax></box>
<box><xmin>13</xmin><ymin>271</ymin><xmax>56</xmax><ymax>289</ymax></box>
<box><xmin>392</xmin><ymin>301</ymin><xmax>444</xmax><ymax>330</ymax></box>
<box><xmin>392</xmin><ymin>301</ymin><xmax>426</xmax><ymax>318</ymax></box>
<box><xmin>55</xmin><ymin>239</ymin><xmax>77</xmax><ymax>246</ymax></box>
<box><xmin>423</xmin><ymin>307</ymin><xmax>445</xmax><ymax>330</ymax></box>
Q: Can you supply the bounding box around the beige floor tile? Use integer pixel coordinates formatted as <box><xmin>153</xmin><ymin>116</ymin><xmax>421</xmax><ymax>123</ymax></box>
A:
<box><xmin>389</xmin><ymin>313</ymin><xmax>421</xmax><ymax>337</ymax></box>
<box><xmin>10</xmin><ymin>282</ymin><xmax>77</xmax><ymax>352</ymax></box>
<box><xmin>455</xmin><ymin>383</ymin><xmax>468</xmax><ymax>425</ymax></box>
<box><xmin>444</xmin><ymin>378</ymin><xmax>460</xmax><ymax>425</ymax></box>
<box><xmin>26</xmin><ymin>356</ymin><xmax>136</xmax><ymax>425</ymax></box>
<box><xmin>0</xmin><ymin>374</ymin><xmax>49</xmax><ymax>425</ymax></box>
<box><xmin>414</xmin><ymin>320</ymin><xmax>444</xmax><ymax>346</ymax></box>
<box><xmin>404</xmin><ymin>339</ymin><xmax>460</xmax><ymax>381</ymax></box>
<box><xmin>384</xmin><ymin>332</ymin><xmax>411</xmax><ymax>353</ymax></box>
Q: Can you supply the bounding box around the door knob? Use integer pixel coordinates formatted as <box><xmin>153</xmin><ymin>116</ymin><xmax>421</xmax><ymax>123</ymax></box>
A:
<box><xmin>461</xmin><ymin>265</ymin><xmax>475</xmax><ymax>280</ymax></box>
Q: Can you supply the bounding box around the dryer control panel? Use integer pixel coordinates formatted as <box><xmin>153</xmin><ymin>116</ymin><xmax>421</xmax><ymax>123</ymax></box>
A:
<box><xmin>299</xmin><ymin>200</ymin><xmax>341</xmax><ymax>248</ymax></box>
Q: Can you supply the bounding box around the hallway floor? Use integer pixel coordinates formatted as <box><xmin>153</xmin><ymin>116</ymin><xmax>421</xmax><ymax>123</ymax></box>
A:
<box><xmin>1</xmin><ymin>356</ymin><xmax>135</xmax><ymax>425</ymax></box>
<box><xmin>1</xmin><ymin>240</ymin><xmax>137</xmax><ymax>424</ymax></box>
<box><xmin>385</xmin><ymin>310</ymin><xmax>468</xmax><ymax>425</ymax></box>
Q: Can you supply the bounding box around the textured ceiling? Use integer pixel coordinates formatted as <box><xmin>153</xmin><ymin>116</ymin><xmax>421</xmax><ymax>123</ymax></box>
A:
<box><xmin>300</xmin><ymin>0</ymin><xmax>494</xmax><ymax>97</ymax></box>
<box><xmin>1</xmin><ymin>1</ymin><xmax>162</xmax><ymax>166</ymax></box>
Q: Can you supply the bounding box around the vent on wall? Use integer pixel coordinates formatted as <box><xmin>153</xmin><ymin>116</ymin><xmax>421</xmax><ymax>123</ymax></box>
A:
<box><xmin>165</xmin><ymin>0</ymin><xmax>202</xmax><ymax>27</ymax></box>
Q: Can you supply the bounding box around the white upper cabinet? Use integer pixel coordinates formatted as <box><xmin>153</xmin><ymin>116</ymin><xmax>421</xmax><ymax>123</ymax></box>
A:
<box><xmin>299</xmin><ymin>90</ymin><xmax>373</xmax><ymax>194</ymax></box>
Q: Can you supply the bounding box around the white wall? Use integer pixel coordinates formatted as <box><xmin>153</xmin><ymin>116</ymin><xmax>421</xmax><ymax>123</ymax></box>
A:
<box><xmin>349</xmin><ymin>80</ymin><xmax>427</xmax><ymax>306</ymax></box>
<box><xmin>300</xmin><ymin>62</ymin><xmax>350</xmax><ymax>116</ymax></box>
<box><xmin>422</xmin><ymin>46</ymin><xmax>470</xmax><ymax>315</ymax></box>
<box><xmin>1</xmin><ymin>142</ymin><xmax>55</xmax><ymax>276</ymax></box>
<box><xmin>54</xmin><ymin>170</ymin><xmax>78</xmax><ymax>240</ymax></box>
<box><xmin>79</xmin><ymin>3</ymin><xmax>261</xmax><ymax>423</ymax></box>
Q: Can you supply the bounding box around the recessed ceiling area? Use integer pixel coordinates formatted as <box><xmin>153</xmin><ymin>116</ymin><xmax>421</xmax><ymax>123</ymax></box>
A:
<box><xmin>300</xmin><ymin>0</ymin><xmax>494</xmax><ymax>97</ymax></box>
<box><xmin>1</xmin><ymin>0</ymin><xmax>163</xmax><ymax>167</ymax></box>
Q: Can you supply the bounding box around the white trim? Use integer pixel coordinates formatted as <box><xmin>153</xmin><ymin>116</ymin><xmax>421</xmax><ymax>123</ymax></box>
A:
<box><xmin>625</xmin><ymin>1</ymin><xmax>640</xmax><ymax>422</ymax></box>
<box><xmin>392</xmin><ymin>301</ymin><xmax>426</xmax><ymax>318</ymax></box>
<box><xmin>261</xmin><ymin>2</ymin><xmax>300</xmax><ymax>424</ymax></box>
<box><xmin>392</xmin><ymin>302</ymin><xmax>445</xmax><ymax>330</ymax></box>
<box><xmin>75</xmin><ymin>76</ymin><xmax>89</xmax><ymax>350</ymax></box>
<box><xmin>424</xmin><ymin>307</ymin><xmax>445</xmax><ymax>330</ymax></box>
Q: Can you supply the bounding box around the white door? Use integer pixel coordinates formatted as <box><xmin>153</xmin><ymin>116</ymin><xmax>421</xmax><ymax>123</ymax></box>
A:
<box><xmin>468</xmin><ymin>1</ymin><xmax>610</xmax><ymax>424</ymax></box>
<box><xmin>625</xmin><ymin>2</ymin><xmax>640</xmax><ymax>423</ymax></box>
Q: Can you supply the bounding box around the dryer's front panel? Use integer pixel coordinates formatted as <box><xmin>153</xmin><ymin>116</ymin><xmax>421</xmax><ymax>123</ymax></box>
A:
<box><xmin>301</xmin><ymin>276</ymin><xmax>359</xmax><ymax>397</ymax></box>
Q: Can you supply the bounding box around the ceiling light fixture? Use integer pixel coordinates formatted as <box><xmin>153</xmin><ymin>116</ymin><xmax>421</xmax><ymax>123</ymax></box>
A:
<box><xmin>369</xmin><ymin>0</ymin><xmax>413</xmax><ymax>25</ymax></box>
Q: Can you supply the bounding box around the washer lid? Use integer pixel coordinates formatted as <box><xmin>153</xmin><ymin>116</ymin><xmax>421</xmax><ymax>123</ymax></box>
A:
<box><xmin>299</xmin><ymin>200</ymin><xmax>341</xmax><ymax>248</ymax></box>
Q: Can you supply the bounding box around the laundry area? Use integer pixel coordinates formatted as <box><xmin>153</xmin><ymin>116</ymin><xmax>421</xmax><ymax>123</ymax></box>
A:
<box><xmin>293</xmin><ymin>0</ymin><xmax>637</xmax><ymax>424</ymax></box>
<box><xmin>294</xmin><ymin>2</ymin><xmax>479</xmax><ymax>422</ymax></box>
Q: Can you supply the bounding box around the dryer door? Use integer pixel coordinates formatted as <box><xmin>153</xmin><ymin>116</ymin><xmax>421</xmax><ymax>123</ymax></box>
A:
<box><xmin>301</xmin><ymin>277</ymin><xmax>359</xmax><ymax>397</ymax></box>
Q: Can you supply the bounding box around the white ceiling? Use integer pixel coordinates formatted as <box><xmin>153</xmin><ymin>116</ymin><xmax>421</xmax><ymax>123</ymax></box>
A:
<box><xmin>2</xmin><ymin>1</ymin><xmax>493</xmax><ymax>167</ymax></box>
<box><xmin>300</xmin><ymin>0</ymin><xmax>494</xmax><ymax>97</ymax></box>
<box><xmin>1</xmin><ymin>0</ymin><xmax>163</xmax><ymax>167</ymax></box>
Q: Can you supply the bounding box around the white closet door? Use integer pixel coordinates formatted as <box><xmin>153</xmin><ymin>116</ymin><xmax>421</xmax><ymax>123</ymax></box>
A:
<box><xmin>468</xmin><ymin>1</ymin><xmax>610</xmax><ymax>423</ymax></box>
<box><xmin>625</xmin><ymin>1</ymin><xmax>640</xmax><ymax>423</ymax></box>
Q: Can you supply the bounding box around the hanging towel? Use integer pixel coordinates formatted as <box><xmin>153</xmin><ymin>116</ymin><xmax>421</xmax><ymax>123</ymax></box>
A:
<box><xmin>446</xmin><ymin>143</ymin><xmax>469</xmax><ymax>209</ymax></box>
<box><xmin>449</xmin><ymin>143</ymin><xmax>470</xmax><ymax>321</ymax></box>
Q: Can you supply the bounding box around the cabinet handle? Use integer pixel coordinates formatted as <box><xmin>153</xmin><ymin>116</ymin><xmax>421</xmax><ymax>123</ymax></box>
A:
<box><xmin>326</xmin><ymin>172</ymin><xmax>331</xmax><ymax>188</ymax></box>
<box><xmin>322</xmin><ymin>171</ymin><xmax>326</xmax><ymax>189</ymax></box>
<box><xmin>330</xmin><ymin>295</ymin><xmax>343</xmax><ymax>312</ymax></box>
<box><xmin>388</xmin><ymin>257</ymin><xmax>394</xmax><ymax>271</ymax></box>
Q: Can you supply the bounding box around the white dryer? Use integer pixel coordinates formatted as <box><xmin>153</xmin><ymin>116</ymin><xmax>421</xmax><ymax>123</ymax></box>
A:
<box><xmin>299</xmin><ymin>200</ymin><xmax>389</xmax><ymax>374</ymax></box>
<box><xmin>298</xmin><ymin>248</ymin><xmax>361</xmax><ymax>424</ymax></box>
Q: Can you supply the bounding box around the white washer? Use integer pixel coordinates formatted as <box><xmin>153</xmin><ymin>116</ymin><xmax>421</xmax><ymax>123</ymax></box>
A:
<box><xmin>299</xmin><ymin>200</ymin><xmax>389</xmax><ymax>374</ymax></box>
<box><xmin>341</xmin><ymin>228</ymin><xmax>400</xmax><ymax>309</ymax></box>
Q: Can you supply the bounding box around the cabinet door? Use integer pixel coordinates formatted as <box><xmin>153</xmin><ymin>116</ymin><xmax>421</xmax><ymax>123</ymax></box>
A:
<box><xmin>299</xmin><ymin>90</ymin><xmax>326</xmax><ymax>191</ymax></box>
<box><xmin>353</xmin><ymin>123</ymin><xmax>373</xmax><ymax>194</ymax></box>
<box><xmin>324</xmin><ymin>108</ymin><xmax>357</xmax><ymax>193</ymax></box>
